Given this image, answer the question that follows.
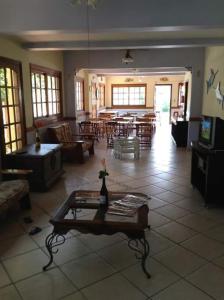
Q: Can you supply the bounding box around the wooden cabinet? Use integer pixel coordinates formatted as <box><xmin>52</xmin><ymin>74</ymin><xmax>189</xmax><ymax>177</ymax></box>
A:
<box><xmin>171</xmin><ymin>118</ymin><xmax>188</xmax><ymax>147</ymax></box>
<box><xmin>4</xmin><ymin>144</ymin><xmax>63</xmax><ymax>192</ymax></box>
<box><xmin>191</xmin><ymin>142</ymin><xmax>224</xmax><ymax>205</ymax></box>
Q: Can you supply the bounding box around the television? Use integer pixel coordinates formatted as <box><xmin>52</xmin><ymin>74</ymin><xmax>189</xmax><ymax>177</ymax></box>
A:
<box><xmin>198</xmin><ymin>116</ymin><xmax>224</xmax><ymax>150</ymax></box>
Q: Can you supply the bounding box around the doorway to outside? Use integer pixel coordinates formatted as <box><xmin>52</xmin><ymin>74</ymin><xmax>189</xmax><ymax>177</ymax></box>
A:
<box><xmin>154</xmin><ymin>84</ymin><xmax>172</xmax><ymax>126</ymax></box>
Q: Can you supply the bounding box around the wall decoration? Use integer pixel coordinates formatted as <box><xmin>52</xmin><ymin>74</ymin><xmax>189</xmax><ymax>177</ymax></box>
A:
<box><xmin>125</xmin><ymin>77</ymin><xmax>134</xmax><ymax>82</ymax></box>
<box><xmin>215</xmin><ymin>82</ymin><xmax>224</xmax><ymax>109</ymax></box>
<box><xmin>206</xmin><ymin>68</ymin><xmax>218</xmax><ymax>94</ymax></box>
<box><xmin>160</xmin><ymin>77</ymin><xmax>168</xmax><ymax>82</ymax></box>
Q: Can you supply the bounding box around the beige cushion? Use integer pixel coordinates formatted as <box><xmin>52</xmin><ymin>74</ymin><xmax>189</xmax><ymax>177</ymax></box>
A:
<box><xmin>0</xmin><ymin>180</ymin><xmax>29</xmax><ymax>211</ymax></box>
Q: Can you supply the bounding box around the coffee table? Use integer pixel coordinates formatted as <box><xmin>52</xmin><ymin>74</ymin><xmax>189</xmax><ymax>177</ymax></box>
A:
<box><xmin>43</xmin><ymin>190</ymin><xmax>151</xmax><ymax>278</ymax></box>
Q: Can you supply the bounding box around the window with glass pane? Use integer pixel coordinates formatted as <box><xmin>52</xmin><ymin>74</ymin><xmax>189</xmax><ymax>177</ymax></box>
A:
<box><xmin>75</xmin><ymin>78</ymin><xmax>84</xmax><ymax>111</ymax></box>
<box><xmin>99</xmin><ymin>83</ymin><xmax>105</xmax><ymax>107</ymax></box>
<box><xmin>112</xmin><ymin>84</ymin><xmax>146</xmax><ymax>107</ymax></box>
<box><xmin>31</xmin><ymin>66</ymin><xmax>62</xmax><ymax>119</ymax></box>
<box><xmin>0</xmin><ymin>59</ymin><xmax>25</xmax><ymax>155</ymax></box>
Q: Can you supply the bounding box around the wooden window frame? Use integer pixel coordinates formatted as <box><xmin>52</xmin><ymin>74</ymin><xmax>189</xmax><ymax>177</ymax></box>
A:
<box><xmin>112</xmin><ymin>84</ymin><xmax>146</xmax><ymax>108</ymax></box>
<box><xmin>0</xmin><ymin>56</ymin><xmax>26</xmax><ymax>156</ymax></box>
<box><xmin>30</xmin><ymin>64</ymin><xmax>63</xmax><ymax>125</ymax></box>
<box><xmin>75</xmin><ymin>77</ymin><xmax>85</xmax><ymax>111</ymax></box>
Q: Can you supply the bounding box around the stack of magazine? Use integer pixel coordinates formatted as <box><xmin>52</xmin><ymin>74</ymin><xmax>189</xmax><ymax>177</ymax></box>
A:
<box><xmin>107</xmin><ymin>194</ymin><xmax>148</xmax><ymax>217</ymax></box>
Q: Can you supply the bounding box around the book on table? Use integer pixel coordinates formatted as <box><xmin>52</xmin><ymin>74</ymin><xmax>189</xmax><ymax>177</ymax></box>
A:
<box><xmin>106</xmin><ymin>194</ymin><xmax>148</xmax><ymax>217</ymax></box>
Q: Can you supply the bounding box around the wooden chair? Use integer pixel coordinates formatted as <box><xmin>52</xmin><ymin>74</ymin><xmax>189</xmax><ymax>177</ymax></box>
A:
<box><xmin>79</xmin><ymin>121</ymin><xmax>101</xmax><ymax>141</ymax></box>
<box><xmin>136</xmin><ymin>123</ymin><xmax>152</xmax><ymax>148</ymax></box>
<box><xmin>116</xmin><ymin>122</ymin><xmax>130</xmax><ymax>138</ymax></box>
<box><xmin>105</xmin><ymin>121</ymin><xmax>118</xmax><ymax>147</ymax></box>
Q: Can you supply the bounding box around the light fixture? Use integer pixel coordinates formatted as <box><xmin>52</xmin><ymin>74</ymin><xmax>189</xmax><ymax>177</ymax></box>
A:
<box><xmin>122</xmin><ymin>50</ymin><xmax>134</xmax><ymax>64</ymax></box>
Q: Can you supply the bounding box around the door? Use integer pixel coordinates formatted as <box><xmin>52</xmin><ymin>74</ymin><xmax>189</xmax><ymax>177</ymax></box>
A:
<box><xmin>0</xmin><ymin>58</ymin><xmax>25</xmax><ymax>156</ymax></box>
<box><xmin>154</xmin><ymin>84</ymin><xmax>172</xmax><ymax>125</ymax></box>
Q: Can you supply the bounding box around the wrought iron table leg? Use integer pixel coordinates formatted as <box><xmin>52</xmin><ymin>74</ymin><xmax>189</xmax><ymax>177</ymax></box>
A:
<box><xmin>139</xmin><ymin>236</ymin><xmax>150</xmax><ymax>278</ymax></box>
<box><xmin>128</xmin><ymin>235</ymin><xmax>151</xmax><ymax>278</ymax></box>
<box><xmin>43</xmin><ymin>232</ymin><xmax>66</xmax><ymax>271</ymax></box>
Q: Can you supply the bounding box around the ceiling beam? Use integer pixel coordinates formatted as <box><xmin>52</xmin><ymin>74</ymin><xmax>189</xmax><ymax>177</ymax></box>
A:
<box><xmin>23</xmin><ymin>38</ymin><xmax>224</xmax><ymax>50</ymax></box>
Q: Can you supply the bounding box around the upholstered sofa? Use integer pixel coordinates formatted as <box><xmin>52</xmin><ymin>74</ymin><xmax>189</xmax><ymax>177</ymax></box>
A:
<box><xmin>0</xmin><ymin>178</ymin><xmax>31</xmax><ymax>218</ymax></box>
<box><xmin>47</xmin><ymin>123</ymin><xmax>94</xmax><ymax>163</ymax></box>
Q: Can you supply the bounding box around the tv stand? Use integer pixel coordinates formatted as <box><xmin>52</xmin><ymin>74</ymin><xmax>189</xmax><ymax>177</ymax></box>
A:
<box><xmin>191</xmin><ymin>141</ymin><xmax>224</xmax><ymax>205</ymax></box>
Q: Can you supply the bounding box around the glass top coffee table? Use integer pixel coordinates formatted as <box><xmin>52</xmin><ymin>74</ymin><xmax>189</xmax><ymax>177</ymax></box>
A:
<box><xmin>43</xmin><ymin>190</ymin><xmax>151</xmax><ymax>278</ymax></box>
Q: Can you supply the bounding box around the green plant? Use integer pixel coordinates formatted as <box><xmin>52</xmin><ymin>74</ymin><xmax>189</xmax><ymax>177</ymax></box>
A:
<box><xmin>98</xmin><ymin>158</ymin><xmax>109</xmax><ymax>179</ymax></box>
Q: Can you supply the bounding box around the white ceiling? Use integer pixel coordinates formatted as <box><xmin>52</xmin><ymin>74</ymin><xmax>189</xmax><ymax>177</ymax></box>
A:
<box><xmin>1</xmin><ymin>0</ymin><xmax>224</xmax><ymax>50</ymax></box>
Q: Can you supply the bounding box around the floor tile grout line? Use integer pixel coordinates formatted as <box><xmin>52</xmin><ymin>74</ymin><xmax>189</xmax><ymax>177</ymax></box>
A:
<box><xmin>120</xmin><ymin>259</ymin><xmax>181</xmax><ymax>299</ymax></box>
<box><xmin>148</xmin><ymin>256</ymin><xmax>216</xmax><ymax>299</ymax></box>
<box><xmin>0</xmin><ymin>261</ymin><xmax>23</xmax><ymax>300</ymax></box>
<box><xmin>149</xmin><ymin>229</ymin><xmax>224</xmax><ymax>272</ymax></box>
<box><xmin>57</xmin><ymin>235</ymin><xmax>149</xmax><ymax>296</ymax></box>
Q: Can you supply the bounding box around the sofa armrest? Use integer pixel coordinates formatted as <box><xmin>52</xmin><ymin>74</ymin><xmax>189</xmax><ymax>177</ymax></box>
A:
<box><xmin>2</xmin><ymin>169</ymin><xmax>33</xmax><ymax>175</ymax></box>
<box><xmin>1</xmin><ymin>169</ymin><xmax>33</xmax><ymax>181</ymax></box>
<box><xmin>75</xmin><ymin>140</ymin><xmax>84</xmax><ymax>144</ymax></box>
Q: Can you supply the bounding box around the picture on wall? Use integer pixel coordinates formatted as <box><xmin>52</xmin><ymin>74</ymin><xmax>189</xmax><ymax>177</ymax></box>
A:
<box><xmin>206</xmin><ymin>68</ymin><xmax>218</xmax><ymax>94</ymax></box>
<box><xmin>215</xmin><ymin>82</ymin><xmax>224</xmax><ymax>109</ymax></box>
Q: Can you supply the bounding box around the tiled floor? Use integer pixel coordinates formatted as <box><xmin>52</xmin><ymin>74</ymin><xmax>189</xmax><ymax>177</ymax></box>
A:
<box><xmin>1</xmin><ymin>124</ymin><xmax>224</xmax><ymax>300</ymax></box>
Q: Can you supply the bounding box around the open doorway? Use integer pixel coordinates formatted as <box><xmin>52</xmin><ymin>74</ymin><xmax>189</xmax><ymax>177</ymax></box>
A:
<box><xmin>154</xmin><ymin>84</ymin><xmax>172</xmax><ymax>126</ymax></box>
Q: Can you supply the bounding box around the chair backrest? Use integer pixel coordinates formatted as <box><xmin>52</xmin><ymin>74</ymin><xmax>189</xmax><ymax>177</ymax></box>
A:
<box><xmin>48</xmin><ymin>123</ymin><xmax>72</xmax><ymax>143</ymax></box>
<box><xmin>79</xmin><ymin>121</ymin><xmax>95</xmax><ymax>135</ymax></box>
<box><xmin>62</xmin><ymin>123</ymin><xmax>73</xmax><ymax>141</ymax></box>
<box><xmin>105</xmin><ymin>121</ymin><xmax>117</xmax><ymax>134</ymax></box>
<box><xmin>48</xmin><ymin>125</ymin><xmax>65</xmax><ymax>143</ymax></box>
<box><xmin>136</xmin><ymin>123</ymin><xmax>152</xmax><ymax>136</ymax></box>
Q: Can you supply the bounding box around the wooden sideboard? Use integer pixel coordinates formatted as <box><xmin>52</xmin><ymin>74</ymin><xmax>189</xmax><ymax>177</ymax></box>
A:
<box><xmin>4</xmin><ymin>144</ymin><xmax>63</xmax><ymax>192</ymax></box>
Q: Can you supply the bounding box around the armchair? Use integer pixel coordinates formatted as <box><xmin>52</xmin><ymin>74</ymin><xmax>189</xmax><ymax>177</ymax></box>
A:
<box><xmin>0</xmin><ymin>169</ymin><xmax>31</xmax><ymax>219</ymax></box>
<box><xmin>47</xmin><ymin>123</ymin><xmax>94</xmax><ymax>164</ymax></box>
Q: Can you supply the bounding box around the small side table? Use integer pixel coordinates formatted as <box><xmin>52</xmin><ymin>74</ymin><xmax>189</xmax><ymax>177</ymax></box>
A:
<box><xmin>114</xmin><ymin>136</ymin><xmax>140</xmax><ymax>160</ymax></box>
